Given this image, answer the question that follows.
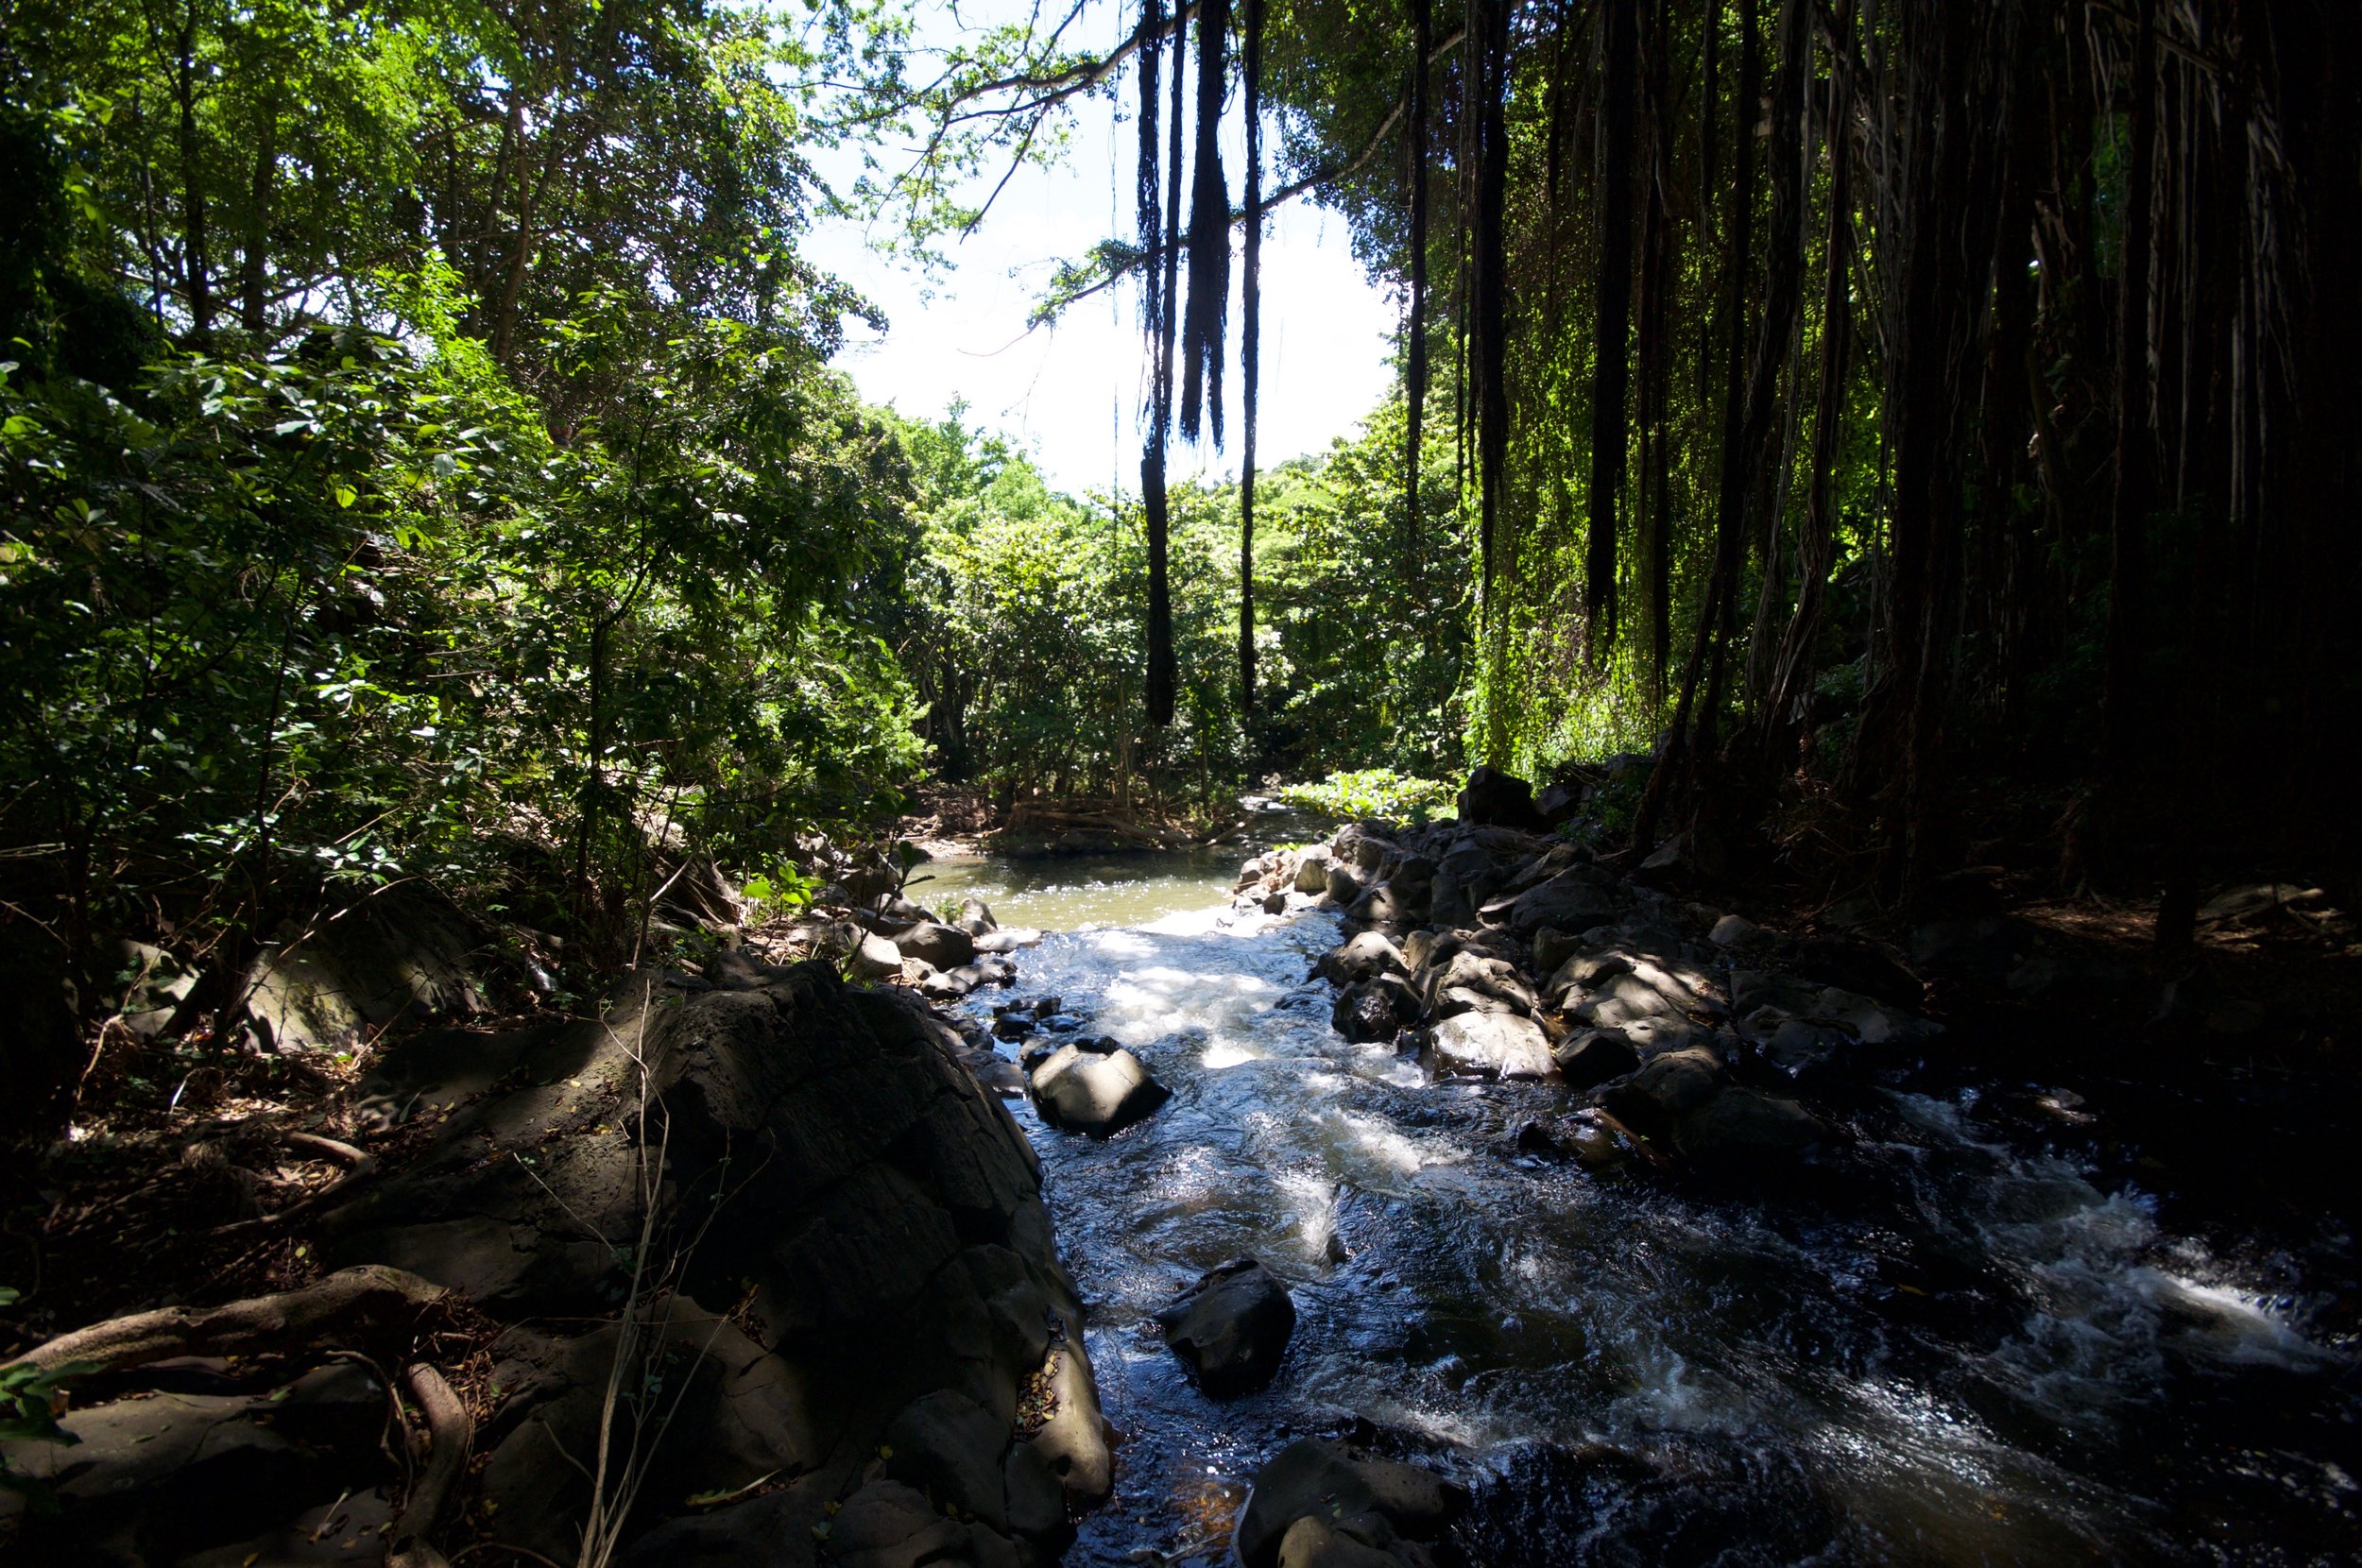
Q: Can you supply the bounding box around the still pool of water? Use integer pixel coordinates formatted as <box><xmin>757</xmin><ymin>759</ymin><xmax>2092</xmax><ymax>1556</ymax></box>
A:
<box><xmin>940</xmin><ymin>856</ymin><xmax>2359</xmax><ymax>1566</ymax></box>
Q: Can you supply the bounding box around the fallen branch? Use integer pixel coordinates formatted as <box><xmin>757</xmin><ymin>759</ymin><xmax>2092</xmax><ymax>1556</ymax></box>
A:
<box><xmin>3</xmin><ymin>1265</ymin><xmax>447</xmax><ymax>1376</ymax></box>
<box><xmin>388</xmin><ymin>1362</ymin><xmax>473</xmax><ymax>1568</ymax></box>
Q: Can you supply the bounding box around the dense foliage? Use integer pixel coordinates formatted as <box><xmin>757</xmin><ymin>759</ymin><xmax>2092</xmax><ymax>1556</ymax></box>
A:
<box><xmin>0</xmin><ymin>0</ymin><xmax>928</xmax><ymax>1035</ymax></box>
<box><xmin>893</xmin><ymin>399</ymin><xmax>1469</xmax><ymax>809</ymax></box>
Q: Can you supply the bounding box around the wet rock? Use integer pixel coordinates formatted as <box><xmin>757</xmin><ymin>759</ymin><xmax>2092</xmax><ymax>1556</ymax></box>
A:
<box><xmin>973</xmin><ymin>927</ymin><xmax>1042</xmax><ymax>954</ymax></box>
<box><xmin>849</xmin><ymin>930</ymin><xmax>903</xmax><ymax>980</ymax></box>
<box><xmin>1157</xmin><ymin>1257</ymin><xmax>1296</xmax><ymax>1395</ymax></box>
<box><xmin>897</xmin><ymin>920</ymin><xmax>978</xmax><ymax>970</ymax></box>
<box><xmin>1677</xmin><ymin>1086</ymin><xmax>1831</xmax><ymax>1168</ymax></box>
<box><xmin>1333</xmin><ymin>980</ymin><xmax>1414</xmax><ymax>1044</ymax></box>
<box><xmin>1234</xmin><ymin>1440</ymin><xmax>1465</xmax><ymax>1568</ymax></box>
<box><xmin>1277</xmin><ymin>1513</ymin><xmax>1405</xmax><ymax>1567</ymax></box>
<box><xmin>1597</xmin><ymin>1046</ymin><xmax>1728</xmax><ymax>1140</ymax></box>
<box><xmin>1759</xmin><ymin>1018</ymin><xmax>1848</xmax><ymax>1079</ymax></box>
<box><xmin>993</xmin><ymin>1013</ymin><xmax>1036</xmax><ymax>1041</ymax></box>
<box><xmin>1315</xmin><ymin>932</ymin><xmax>1409</xmax><ymax>985</ymax></box>
<box><xmin>955</xmin><ymin>896</ymin><xmax>999</xmax><ymax>934</ymax></box>
<box><xmin>1428</xmin><ymin>1010</ymin><xmax>1554</xmax><ymax>1081</ymax></box>
<box><xmin>1294</xmin><ymin>844</ymin><xmax>1337</xmax><ymax>893</ymax></box>
<box><xmin>1028</xmin><ymin>1044</ymin><xmax>1171</xmax><ymax>1136</ymax></box>
<box><xmin>1032</xmin><ymin>995</ymin><xmax>1063</xmax><ymax>1018</ymax></box>
<box><xmin>1552</xmin><ymin>1027</ymin><xmax>1641</xmax><ymax>1088</ymax></box>
<box><xmin>918</xmin><ymin>965</ymin><xmax>978</xmax><ymax>1001</ymax></box>
<box><xmin>1457</xmin><ymin>765</ymin><xmax>1547</xmax><ymax>830</ymax></box>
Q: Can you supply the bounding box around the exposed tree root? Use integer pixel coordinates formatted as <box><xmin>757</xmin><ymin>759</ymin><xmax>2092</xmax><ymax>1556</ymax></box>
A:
<box><xmin>388</xmin><ymin>1361</ymin><xmax>473</xmax><ymax>1568</ymax></box>
<box><xmin>4</xmin><ymin>1264</ymin><xmax>447</xmax><ymax>1375</ymax></box>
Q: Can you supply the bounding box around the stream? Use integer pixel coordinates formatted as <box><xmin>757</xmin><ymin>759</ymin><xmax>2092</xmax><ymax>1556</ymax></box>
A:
<box><xmin>916</xmin><ymin>850</ymin><xmax>2359</xmax><ymax>1565</ymax></box>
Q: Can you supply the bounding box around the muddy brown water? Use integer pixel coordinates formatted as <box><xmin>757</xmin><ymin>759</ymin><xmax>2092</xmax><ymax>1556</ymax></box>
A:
<box><xmin>919</xmin><ymin>851</ymin><xmax>2358</xmax><ymax>1565</ymax></box>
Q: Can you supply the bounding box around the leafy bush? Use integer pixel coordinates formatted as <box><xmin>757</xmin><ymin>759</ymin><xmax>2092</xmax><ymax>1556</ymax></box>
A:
<box><xmin>1279</xmin><ymin>769</ymin><xmax>1456</xmax><ymax>824</ymax></box>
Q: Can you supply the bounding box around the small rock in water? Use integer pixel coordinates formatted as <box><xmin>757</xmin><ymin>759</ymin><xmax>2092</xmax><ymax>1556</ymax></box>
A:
<box><xmin>1033</xmin><ymin>995</ymin><xmax>1063</xmax><ymax>1018</ymax></box>
<box><xmin>1156</xmin><ymin>1257</ymin><xmax>1295</xmax><ymax>1395</ymax></box>
<box><xmin>993</xmin><ymin>1014</ymin><xmax>1036</xmax><ymax>1041</ymax></box>
<box><xmin>1028</xmin><ymin>1044</ymin><xmax>1170</xmax><ymax>1136</ymax></box>
<box><xmin>1231</xmin><ymin>1440</ymin><xmax>1467</xmax><ymax>1568</ymax></box>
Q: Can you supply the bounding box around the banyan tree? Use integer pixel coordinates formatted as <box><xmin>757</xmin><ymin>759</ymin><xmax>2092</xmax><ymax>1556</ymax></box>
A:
<box><xmin>931</xmin><ymin>0</ymin><xmax>2362</xmax><ymax>928</ymax></box>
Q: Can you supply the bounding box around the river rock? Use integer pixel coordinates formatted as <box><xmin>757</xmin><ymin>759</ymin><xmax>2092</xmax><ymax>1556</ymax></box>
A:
<box><xmin>1234</xmin><ymin>1440</ymin><xmax>1465</xmax><ymax>1568</ymax></box>
<box><xmin>1597</xmin><ymin>1046</ymin><xmax>1727</xmax><ymax>1139</ymax></box>
<box><xmin>1677</xmin><ymin>1085</ymin><xmax>1831</xmax><ymax>1168</ymax></box>
<box><xmin>1332</xmin><ymin>980</ymin><xmax>1414</xmax><ymax>1043</ymax></box>
<box><xmin>1908</xmin><ymin>915</ymin><xmax>2042</xmax><ymax>983</ymax></box>
<box><xmin>1708</xmin><ymin>912</ymin><xmax>1775</xmax><ymax>953</ymax></box>
<box><xmin>1156</xmin><ymin>1258</ymin><xmax>1295</xmax><ymax>1394</ymax></box>
<box><xmin>1325</xmin><ymin>862</ymin><xmax>1364</xmax><ymax>905</ymax></box>
<box><xmin>1552</xmin><ymin>1026</ymin><xmax>1641</xmax><ymax>1087</ymax></box>
<box><xmin>849</xmin><ymin>929</ymin><xmax>903</xmax><ymax>979</ymax></box>
<box><xmin>1531</xmin><ymin>926</ymin><xmax>1585</xmax><ymax>975</ymax></box>
<box><xmin>1294</xmin><ymin>844</ymin><xmax>1336</xmax><ymax>893</ymax></box>
<box><xmin>897</xmin><ymin>919</ymin><xmax>977</xmax><ymax>970</ymax></box>
<box><xmin>1457</xmin><ymin>764</ymin><xmax>1547</xmax><ymax>830</ymax></box>
<box><xmin>955</xmin><ymin>896</ymin><xmax>999</xmax><ymax>934</ymax></box>
<box><xmin>974</xmin><ymin>927</ymin><xmax>1042</xmax><ymax>954</ymax></box>
<box><xmin>1495</xmin><ymin>869</ymin><xmax>1618</xmax><ymax>935</ymax></box>
<box><xmin>1316</xmin><ymin>931</ymin><xmax>1408</xmax><ymax>985</ymax></box>
<box><xmin>1028</xmin><ymin>1044</ymin><xmax>1170</xmax><ymax>1135</ymax></box>
<box><xmin>1428</xmin><ymin>1010</ymin><xmax>1554</xmax><ymax>1080</ymax></box>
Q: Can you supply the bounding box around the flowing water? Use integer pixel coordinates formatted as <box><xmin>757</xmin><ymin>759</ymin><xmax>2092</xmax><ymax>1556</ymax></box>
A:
<box><xmin>924</xmin><ymin>853</ymin><xmax>2359</xmax><ymax>1565</ymax></box>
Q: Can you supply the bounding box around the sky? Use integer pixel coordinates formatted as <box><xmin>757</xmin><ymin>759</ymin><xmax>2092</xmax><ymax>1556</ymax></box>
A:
<box><xmin>797</xmin><ymin>5</ymin><xmax>1399</xmax><ymax>498</ymax></box>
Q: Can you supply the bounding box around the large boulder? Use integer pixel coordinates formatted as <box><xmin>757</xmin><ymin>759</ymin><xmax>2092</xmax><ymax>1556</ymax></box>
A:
<box><xmin>1293</xmin><ymin>844</ymin><xmax>1337</xmax><ymax>894</ymax></box>
<box><xmin>320</xmin><ymin>966</ymin><xmax>1109</xmax><ymax>1551</ymax></box>
<box><xmin>1027</xmin><ymin>1044</ymin><xmax>1171</xmax><ymax>1136</ymax></box>
<box><xmin>1157</xmin><ymin>1257</ymin><xmax>1296</xmax><ymax>1394</ymax></box>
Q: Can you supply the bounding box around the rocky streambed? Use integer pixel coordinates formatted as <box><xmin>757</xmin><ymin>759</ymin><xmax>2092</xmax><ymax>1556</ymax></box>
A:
<box><xmin>7</xmin><ymin>810</ymin><xmax>2357</xmax><ymax>1566</ymax></box>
